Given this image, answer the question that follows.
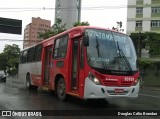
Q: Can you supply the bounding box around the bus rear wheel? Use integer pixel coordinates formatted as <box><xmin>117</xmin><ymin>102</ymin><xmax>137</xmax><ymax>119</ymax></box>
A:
<box><xmin>57</xmin><ymin>78</ymin><xmax>67</xmax><ymax>101</ymax></box>
<box><xmin>26</xmin><ymin>74</ymin><xmax>38</xmax><ymax>90</ymax></box>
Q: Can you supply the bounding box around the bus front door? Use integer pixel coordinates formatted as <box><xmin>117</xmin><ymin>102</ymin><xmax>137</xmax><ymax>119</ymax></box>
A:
<box><xmin>70</xmin><ymin>39</ymin><xmax>81</xmax><ymax>92</ymax></box>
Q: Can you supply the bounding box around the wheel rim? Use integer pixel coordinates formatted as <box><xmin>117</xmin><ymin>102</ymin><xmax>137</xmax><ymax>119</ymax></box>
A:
<box><xmin>58</xmin><ymin>81</ymin><xmax>65</xmax><ymax>96</ymax></box>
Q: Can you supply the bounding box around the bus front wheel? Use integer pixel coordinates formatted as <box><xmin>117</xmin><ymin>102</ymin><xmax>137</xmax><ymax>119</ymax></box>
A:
<box><xmin>57</xmin><ymin>78</ymin><xmax>67</xmax><ymax>101</ymax></box>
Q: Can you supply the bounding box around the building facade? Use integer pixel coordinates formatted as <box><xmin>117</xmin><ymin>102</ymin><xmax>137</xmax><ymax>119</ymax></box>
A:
<box><xmin>127</xmin><ymin>0</ymin><xmax>160</xmax><ymax>34</ymax></box>
<box><xmin>55</xmin><ymin>0</ymin><xmax>81</xmax><ymax>29</ymax></box>
<box><xmin>23</xmin><ymin>17</ymin><xmax>51</xmax><ymax>48</ymax></box>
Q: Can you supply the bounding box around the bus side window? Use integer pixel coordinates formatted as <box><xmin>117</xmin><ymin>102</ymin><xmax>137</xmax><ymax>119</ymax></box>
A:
<box><xmin>53</xmin><ymin>38</ymin><xmax>60</xmax><ymax>58</ymax></box>
<box><xmin>28</xmin><ymin>47</ymin><xmax>35</xmax><ymax>63</ymax></box>
<box><xmin>21</xmin><ymin>50</ymin><xmax>28</xmax><ymax>63</ymax></box>
<box><xmin>20</xmin><ymin>52</ymin><xmax>23</xmax><ymax>63</ymax></box>
<box><xmin>34</xmin><ymin>44</ymin><xmax>42</xmax><ymax>61</ymax></box>
<box><xmin>53</xmin><ymin>35</ymin><xmax>68</xmax><ymax>59</ymax></box>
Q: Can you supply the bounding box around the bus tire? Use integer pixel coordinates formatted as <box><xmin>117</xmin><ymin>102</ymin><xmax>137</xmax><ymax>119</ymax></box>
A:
<box><xmin>57</xmin><ymin>78</ymin><xmax>67</xmax><ymax>101</ymax></box>
<box><xmin>26</xmin><ymin>74</ymin><xmax>38</xmax><ymax>90</ymax></box>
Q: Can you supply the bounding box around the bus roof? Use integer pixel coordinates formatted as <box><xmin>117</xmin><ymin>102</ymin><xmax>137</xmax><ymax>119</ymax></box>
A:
<box><xmin>21</xmin><ymin>26</ymin><xmax>127</xmax><ymax>51</ymax></box>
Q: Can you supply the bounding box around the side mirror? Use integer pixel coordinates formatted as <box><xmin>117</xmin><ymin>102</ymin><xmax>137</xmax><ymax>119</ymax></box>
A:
<box><xmin>84</xmin><ymin>34</ymin><xmax>89</xmax><ymax>46</ymax></box>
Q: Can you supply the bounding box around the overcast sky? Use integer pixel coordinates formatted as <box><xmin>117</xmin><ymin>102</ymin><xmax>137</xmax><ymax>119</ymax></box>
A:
<box><xmin>0</xmin><ymin>0</ymin><xmax>127</xmax><ymax>53</ymax></box>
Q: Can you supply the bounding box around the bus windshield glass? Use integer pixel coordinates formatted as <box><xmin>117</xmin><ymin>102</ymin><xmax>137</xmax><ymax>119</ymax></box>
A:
<box><xmin>85</xmin><ymin>29</ymin><xmax>137</xmax><ymax>72</ymax></box>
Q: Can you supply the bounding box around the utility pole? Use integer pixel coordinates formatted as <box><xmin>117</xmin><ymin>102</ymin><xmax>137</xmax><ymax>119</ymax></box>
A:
<box><xmin>77</xmin><ymin>0</ymin><xmax>81</xmax><ymax>22</ymax></box>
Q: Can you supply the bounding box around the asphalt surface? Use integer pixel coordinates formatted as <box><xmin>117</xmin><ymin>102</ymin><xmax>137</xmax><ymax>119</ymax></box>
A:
<box><xmin>0</xmin><ymin>77</ymin><xmax>159</xmax><ymax>119</ymax></box>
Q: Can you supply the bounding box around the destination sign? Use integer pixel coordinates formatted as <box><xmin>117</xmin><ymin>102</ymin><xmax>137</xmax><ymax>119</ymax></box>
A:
<box><xmin>86</xmin><ymin>30</ymin><xmax>126</xmax><ymax>43</ymax></box>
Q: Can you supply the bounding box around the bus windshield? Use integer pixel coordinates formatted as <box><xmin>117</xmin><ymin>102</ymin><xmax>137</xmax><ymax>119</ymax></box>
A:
<box><xmin>85</xmin><ymin>29</ymin><xmax>137</xmax><ymax>73</ymax></box>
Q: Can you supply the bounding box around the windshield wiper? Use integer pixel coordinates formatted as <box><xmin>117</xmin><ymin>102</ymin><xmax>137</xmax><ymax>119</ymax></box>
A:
<box><xmin>116</xmin><ymin>41</ymin><xmax>132</xmax><ymax>71</ymax></box>
<box><xmin>95</xmin><ymin>36</ymin><xmax>107</xmax><ymax>70</ymax></box>
<box><xmin>95</xmin><ymin>36</ymin><xmax>100</xmax><ymax>57</ymax></box>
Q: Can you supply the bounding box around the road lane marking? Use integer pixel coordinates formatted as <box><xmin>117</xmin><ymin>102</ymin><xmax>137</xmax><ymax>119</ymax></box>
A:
<box><xmin>139</xmin><ymin>94</ymin><xmax>160</xmax><ymax>99</ymax></box>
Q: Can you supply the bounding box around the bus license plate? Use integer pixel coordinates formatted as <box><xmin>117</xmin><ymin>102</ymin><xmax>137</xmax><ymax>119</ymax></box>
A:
<box><xmin>114</xmin><ymin>89</ymin><xmax>124</xmax><ymax>93</ymax></box>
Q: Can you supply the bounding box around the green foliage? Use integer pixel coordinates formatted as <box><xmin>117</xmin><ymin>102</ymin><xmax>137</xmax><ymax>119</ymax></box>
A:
<box><xmin>53</xmin><ymin>18</ymin><xmax>66</xmax><ymax>33</ymax></box>
<box><xmin>130</xmin><ymin>33</ymin><xmax>139</xmax><ymax>53</ymax></box>
<box><xmin>138</xmin><ymin>57</ymin><xmax>160</xmax><ymax>72</ymax></box>
<box><xmin>130</xmin><ymin>33</ymin><xmax>146</xmax><ymax>53</ymax></box>
<box><xmin>138</xmin><ymin>59</ymin><xmax>153</xmax><ymax>70</ymax></box>
<box><xmin>73</xmin><ymin>21</ymin><xmax>90</xmax><ymax>27</ymax></box>
<box><xmin>9</xmin><ymin>67</ymin><xmax>17</xmax><ymax>76</ymax></box>
<box><xmin>0</xmin><ymin>44</ymin><xmax>20</xmax><ymax>75</ymax></box>
<box><xmin>144</xmin><ymin>32</ymin><xmax>160</xmax><ymax>55</ymax></box>
<box><xmin>39</xmin><ymin>18</ymin><xmax>66</xmax><ymax>39</ymax></box>
<box><xmin>0</xmin><ymin>53</ymin><xmax>7</xmax><ymax>74</ymax></box>
<box><xmin>3</xmin><ymin>44</ymin><xmax>20</xmax><ymax>57</ymax></box>
<box><xmin>130</xmin><ymin>32</ymin><xmax>160</xmax><ymax>57</ymax></box>
<box><xmin>39</xmin><ymin>19</ymin><xmax>90</xmax><ymax>39</ymax></box>
<box><xmin>39</xmin><ymin>30</ymin><xmax>54</xmax><ymax>39</ymax></box>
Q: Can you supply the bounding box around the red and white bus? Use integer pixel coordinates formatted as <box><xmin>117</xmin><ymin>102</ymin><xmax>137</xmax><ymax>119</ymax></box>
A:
<box><xmin>18</xmin><ymin>26</ymin><xmax>140</xmax><ymax>100</ymax></box>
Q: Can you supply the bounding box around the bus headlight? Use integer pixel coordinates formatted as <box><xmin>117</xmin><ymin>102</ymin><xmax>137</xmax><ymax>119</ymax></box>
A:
<box><xmin>88</xmin><ymin>73</ymin><xmax>101</xmax><ymax>85</ymax></box>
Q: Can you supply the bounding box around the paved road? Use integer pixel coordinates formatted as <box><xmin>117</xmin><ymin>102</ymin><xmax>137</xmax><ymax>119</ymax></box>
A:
<box><xmin>0</xmin><ymin>78</ymin><xmax>159</xmax><ymax>119</ymax></box>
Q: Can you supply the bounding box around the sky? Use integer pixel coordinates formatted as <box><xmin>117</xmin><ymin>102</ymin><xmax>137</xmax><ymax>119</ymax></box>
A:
<box><xmin>0</xmin><ymin>0</ymin><xmax>127</xmax><ymax>53</ymax></box>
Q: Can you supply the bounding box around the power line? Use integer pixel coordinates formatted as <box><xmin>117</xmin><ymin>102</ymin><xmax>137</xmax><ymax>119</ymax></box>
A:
<box><xmin>0</xmin><ymin>38</ymin><xmax>41</xmax><ymax>42</ymax></box>
<box><xmin>0</xmin><ymin>39</ymin><xmax>23</xmax><ymax>41</ymax></box>
<box><xmin>0</xmin><ymin>5</ymin><xmax>128</xmax><ymax>12</ymax></box>
<box><xmin>0</xmin><ymin>5</ymin><xmax>128</xmax><ymax>10</ymax></box>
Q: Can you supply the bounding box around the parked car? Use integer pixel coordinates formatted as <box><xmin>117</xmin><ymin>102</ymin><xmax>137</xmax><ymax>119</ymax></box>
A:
<box><xmin>0</xmin><ymin>73</ymin><xmax>6</xmax><ymax>82</ymax></box>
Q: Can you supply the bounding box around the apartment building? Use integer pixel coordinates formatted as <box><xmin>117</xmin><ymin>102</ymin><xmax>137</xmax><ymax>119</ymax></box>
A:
<box><xmin>23</xmin><ymin>17</ymin><xmax>51</xmax><ymax>48</ymax></box>
<box><xmin>55</xmin><ymin>0</ymin><xmax>81</xmax><ymax>29</ymax></box>
<box><xmin>127</xmin><ymin>0</ymin><xmax>160</xmax><ymax>34</ymax></box>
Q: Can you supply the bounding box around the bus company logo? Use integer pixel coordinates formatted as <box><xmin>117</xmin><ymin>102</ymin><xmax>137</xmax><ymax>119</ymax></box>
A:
<box><xmin>124</xmin><ymin>77</ymin><xmax>134</xmax><ymax>81</ymax></box>
<box><xmin>106</xmin><ymin>78</ymin><xmax>118</xmax><ymax>81</ymax></box>
<box><xmin>1</xmin><ymin>111</ymin><xmax>42</xmax><ymax>117</ymax></box>
<box><xmin>2</xmin><ymin>111</ymin><xmax>11</xmax><ymax>116</ymax></box>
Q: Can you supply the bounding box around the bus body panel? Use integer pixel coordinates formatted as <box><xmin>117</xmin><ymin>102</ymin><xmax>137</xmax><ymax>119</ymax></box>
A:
<box><xmin>18</xmin><ymin>62</ymin><xmax>42</xmax><ymax>86</ymax></box>
<box><xmin>78</xmin><ymin>69</ymin><xmax>85</xmax><ymax>98</ymax></box>
<box><xmin>82</xmin><ymin>65</ymin><xmax>139</xmax><ymax>99</ymax></box>
<box><xmin>18</xmin><ymin>63</ymin><xmax>30</xmax><ymax>84</ymax></box>
<box><xmin>30</xmin><ymin>62</ymin><xmax>42</xmax><ymax>86</ymax></box>
<box><xmin>49</xmin><ymin>59</ymin><xmax>69</xmax><ymax>90</ymax></box>
<box><xmin>84</xmin><ymin>77</ymin><xmax>139</xmax><ymax>99</ymax></box>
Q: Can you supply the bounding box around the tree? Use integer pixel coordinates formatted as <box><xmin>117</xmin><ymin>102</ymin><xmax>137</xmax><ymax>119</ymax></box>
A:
<box><xmin>53</xmin><ymin>18</ymin><xmax>66</xmax><ymax>34</ymax></box>
<box><xmin>3</xmin><ymin>44</ymin><xmax>20</xmax><ymax>58</ymax></box>
<box><xmin>39</xmin><ymin>19</ymin><xmax>90</xmax><ymax>39</ymax></box>
<box><xmin>144</xmin><ymin>32</ymin><xmax>160</xmax><ymax>56</ymax></box>
<box><xmin>0</xmin><ymin>44</ymin><xmax>20</xmax><ymax>75</ymax></box>
<box><xmin>130</xmin><ymin>32</ymin><xmax>144</xmax><ymax>57</ymax></box>
<box><xmin>73</xmin><ymin>21</ymin><xmax>90</xmax><ymax>27</ymax></box>
<box><xmin>0</xmin><ymin>53</ymin><xmax>8</xmax><ymax>74</ymax></box>
<box><xmin>39</xmin><ymin>18</ymin><xmax>66</xmax><ymax>39</ymax></box>
<box><xmin>130</xmin><ymin>32</ymin><xmax>160</xmax><ymax>57</ymax></box>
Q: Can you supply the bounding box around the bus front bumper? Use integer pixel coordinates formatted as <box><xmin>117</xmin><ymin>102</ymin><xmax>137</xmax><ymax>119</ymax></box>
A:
<box><xmin>84</xmin><ymin>78</ymin><xmax>139</xmax><ymax>99</ymax></box>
